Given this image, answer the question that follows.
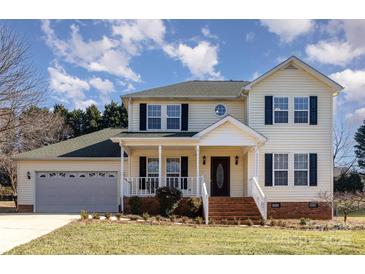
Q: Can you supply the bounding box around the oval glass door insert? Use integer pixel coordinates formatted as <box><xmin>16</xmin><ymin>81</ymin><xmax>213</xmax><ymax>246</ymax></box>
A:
<box><xmin>216</xmin><ymin>163</ymin><xmax>224</xmax><ymax>189</ymax></box>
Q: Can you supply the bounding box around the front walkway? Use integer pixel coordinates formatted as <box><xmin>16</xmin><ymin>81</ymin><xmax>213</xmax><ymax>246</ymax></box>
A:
<box><xmin>0</xmin><ymin>214</ymin><xmax>77</xmax><ymax>254</ymax></box>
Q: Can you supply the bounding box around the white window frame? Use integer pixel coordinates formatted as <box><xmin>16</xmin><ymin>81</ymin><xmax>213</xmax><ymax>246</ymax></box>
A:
<box><xmin>294</xmin><ymin>96</ymin><xmax>309</xmax><ymax>124</ymax></box>
<box><xmin>166</xmin><ymin>104</ymin><xmax>181</xmax><ymax>130</ymax></box>
<box><xmin>294</xmin><ymin>153</ymin><xmax>309</xmax><ymax>186</ymax></box>
<box><xmin>273</xmin><ymin>153</ymin><xmax>289</xmax><ymax>186</ymax></box>
<box><xmin>165</xmin><ymin>157</ymin><xmax>181</xmax><ymax>177</ymax></box>
<box><xmin>214</xmin><ymin>104</ymin><xmax>227</xmax><ymax>117</ymax></box>
<box><xmin>273</xmin><ymin>96</ymin><xmax>289</xmax><ymax>124</ymax></box>
<box><xmin>147</xmin><ymin>104</ymin><xmax>162</xmax><ymax>130</ymax></box>
<box><xmin>147</xmin><ymin>157</ymin><xmax>159</xmax><ymax>177</ymax></box>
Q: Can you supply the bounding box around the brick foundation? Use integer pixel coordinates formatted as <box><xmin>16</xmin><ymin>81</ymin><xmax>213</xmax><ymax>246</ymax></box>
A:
<box><xmin>17</xmin><ymin>205</ymin><xmax>34</xmax><ymax>213</ymax></box>
<box><xmin>123</xmin><ymin>197</ymin><xmax>201</xmax><ymax>216</ymax></box>
<box><xmin>267</xmin><ymin>202</ymin><xmax>332</xmax><ymax>220</ymax></box>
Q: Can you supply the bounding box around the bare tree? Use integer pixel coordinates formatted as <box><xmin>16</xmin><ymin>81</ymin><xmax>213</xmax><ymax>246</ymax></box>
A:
<box><xmin>333</xmin><ymin>121</ymin><xmax>356</xmax><ymax>176</ymax></box>
<box><xmin>319</xmin><ymin>191</ymin><xmax>365</xmax><ymax>224</ymax></box>
<box><xmin>0</xmin><ymin>107</ymin><xmax>71</xmax><ymax>197</ymax></box>
<box><xmin>0</xmin><ymin>25</ymin><xmax>44</xmax><ymax>143</ymax></box>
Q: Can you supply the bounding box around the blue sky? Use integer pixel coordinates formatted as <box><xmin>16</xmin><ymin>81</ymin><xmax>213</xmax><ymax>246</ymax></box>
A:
<box><xmin>2</xmin><ymin>19</ymin><xmax>365</xmax><ymax>130</ymax></box>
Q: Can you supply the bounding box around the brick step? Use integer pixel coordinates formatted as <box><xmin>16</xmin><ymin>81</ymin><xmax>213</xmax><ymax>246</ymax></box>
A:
<box><xmin>209</xmin><ymin>213</ymin><xmax>261</xmax><ymax>218</ymax></box>
<box><xmin>209</xmin><ymin>211</ymin><xmax>260</xmax><ymax>215</ymax></box>
<box><xmin>209</xmin><ymin>198</ymin><xmax>254</xmax><ymax>202</ymax></box>
<box><xmin>209</xmin><ymin>207</ymin><xmax>258</xmax><ymax>211</ymax></box>
<box><xmin>209</xmin><ymin>216</ymin><xmax>262</xmax><ymax>222</ymax></box>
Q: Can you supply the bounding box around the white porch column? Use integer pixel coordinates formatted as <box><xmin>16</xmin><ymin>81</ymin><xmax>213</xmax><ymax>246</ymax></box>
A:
<box><xmin>254</xmin><ymin>145</ymin><xmax>259</xmax><ymax>179</ymax></box>
<box><xmin>196</xmin><ymin>145</ymin><xmax>200</xmax><ymax>195</ymax></box>
<box><xmin>120</xmin><ymin>142</ymin><xmax>124</xmax><ymax>212</ymax></box>
<box><xmin>158</xmin><ymin>145</ymin><xmax>162</xmax><ymax>186</ymax></box>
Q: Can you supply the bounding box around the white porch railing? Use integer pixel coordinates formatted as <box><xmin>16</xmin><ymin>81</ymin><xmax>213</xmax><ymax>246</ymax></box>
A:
<box><xmin>200</xmin><ymin>177</ymin><xmax>209</xmax><ymax>225</ymax></box>
<box><xmin>249</xmin><ymin>177</ymin><xmax>267</xmax><ymax>220</ymax></box>
<box><xmin>123</xmin><ymin>177</ymin><xmax>202</xmax><ymax>197</ymax></box>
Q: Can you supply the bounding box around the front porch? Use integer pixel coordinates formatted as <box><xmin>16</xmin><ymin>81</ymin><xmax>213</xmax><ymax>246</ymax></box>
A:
<box><xmin>111</xmin><ymin>116</ymin><xmax>268</xmax><ymax>223</ymax></box>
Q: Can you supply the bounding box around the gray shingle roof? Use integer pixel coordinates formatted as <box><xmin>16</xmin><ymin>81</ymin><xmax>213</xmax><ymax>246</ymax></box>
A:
<box><xmin>122</xmin><ymin>80</ymin><xmax>250</xmax><ymax>99</ymax></box>
<box><xmin>14</xmin><ymin>128</ymin><xmax>127</xmax><ymax>160</ymax></box>
<box><xmin>113</xmin><ymin>131</ymin><xmax>198</xmax><ymax>138</ymax></box>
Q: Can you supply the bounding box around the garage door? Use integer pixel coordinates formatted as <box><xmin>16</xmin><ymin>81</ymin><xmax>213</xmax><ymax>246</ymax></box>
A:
<box><xmin>35</xmin><ymin>171</ymin><xmax>118</xmax><ymax>213</ymax></box>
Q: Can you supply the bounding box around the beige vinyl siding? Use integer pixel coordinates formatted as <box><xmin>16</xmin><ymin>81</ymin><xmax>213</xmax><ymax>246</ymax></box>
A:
<box><xmin>199</xmin><ymin>122</ymin><xmax>257</xmax><ymax>146</ymax></box>
<box><xmin>17</xmin><ymin>159</ymin><xmax>127</xmax><ymax>205</ymax></box>
<box><xmin>130</xmin><ymin>100</ymin><xmax>246</xmax><ymax>131</ymax></box>
<box><xmin>129</xmin><ymin>146</ymin><xmax>247</xmax><ymax>197</ymax></box>
<box><xmin>248</xmin><ymin>67</ymin><xmax>333</xmax><ymax>202</ymax></box>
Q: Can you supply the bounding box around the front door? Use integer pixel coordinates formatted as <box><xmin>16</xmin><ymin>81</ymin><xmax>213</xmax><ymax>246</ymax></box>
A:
<box><xmin>211</xmin><ymin>157</ymin><xmax>230</xmax><ymax>196</ymax></box>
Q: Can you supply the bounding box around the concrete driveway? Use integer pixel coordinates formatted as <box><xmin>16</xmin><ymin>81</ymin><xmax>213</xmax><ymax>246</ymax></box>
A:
<box><xmin>0</xmin><ymin>214</ymin><xmax>77</xmax><ymax>254</ymax></box>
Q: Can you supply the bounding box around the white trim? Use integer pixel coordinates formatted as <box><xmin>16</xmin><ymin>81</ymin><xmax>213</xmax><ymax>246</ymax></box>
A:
<box><xmin>194</xmin><ymin>115</ymin><xmax>267</xmax><ymax>144</ymax></box>
<box><xmin>293</xmin><ymin>96</ymin><xmax>309</xmax><ymax>125</ymax></box>
<box><xmin>243</xmin><ymin>56</ymin><xmax>343</xmax><ymax>94</ymax></box>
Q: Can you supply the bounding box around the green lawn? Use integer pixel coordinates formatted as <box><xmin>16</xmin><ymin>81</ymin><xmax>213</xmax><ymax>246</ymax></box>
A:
<box><xmin>5</xmin><ymin>221</ymin><xmax>365</xmax><ymax>255</ymax></box>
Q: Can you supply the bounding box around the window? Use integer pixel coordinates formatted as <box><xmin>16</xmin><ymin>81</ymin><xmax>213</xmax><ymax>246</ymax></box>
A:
<box><xmin>166</xmin><ymin>158</ymin><xmax>180</xmax><ymax>188</ymax></box>
<box><xmin>166</xmin><ymin>158</ymin><xmax>180</xmax><ymax>177</ymax></box>
<box><xmin>215</xmin><ymin>104</ymin><xmax>226</xmax><ymax>116</ymax></box>
<box><xmin>294</xmin><ymin>97</ymin><xmax>309</xmax><ymax>123</ymax></box>
<box><xmin>147</xmin><ymin>158</ymin><xmax>159</xmax><ymax>177</ymax></box>
<box><xmin>273</xmin><ymin>97</ymin><xmax>288</xmax><ymax>123</ymax></box>
<box><xmin>147</xmin><ymin>105</ymin><xmax>161</xmax><ymax>129</ymax></box>
<box><xmin>294</xmin><ymin>154</ymin><xmax>309</xmax><ymax>186</ymax></box>
<box><xmin>273</xmin><ymin>154</ymin><xmax>288</xmax><ymax>186</ymax></box>
<box><xmin>167</xmin><ymin>105</ymin><xmax>181</xmax><ymax>130</ymax></box>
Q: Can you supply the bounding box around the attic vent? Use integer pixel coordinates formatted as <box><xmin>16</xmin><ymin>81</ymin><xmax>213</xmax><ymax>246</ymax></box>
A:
<box><xmin>284</xmin><ymin>64</ymin><xmax>298</xmax><ymax>70</ymax></box>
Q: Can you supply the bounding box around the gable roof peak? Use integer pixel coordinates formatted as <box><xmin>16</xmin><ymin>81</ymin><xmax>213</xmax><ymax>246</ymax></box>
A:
<box><xmin>243</xmin><ymin>56</ymin><xmax>343</xmax><ymax>95</ymax></box>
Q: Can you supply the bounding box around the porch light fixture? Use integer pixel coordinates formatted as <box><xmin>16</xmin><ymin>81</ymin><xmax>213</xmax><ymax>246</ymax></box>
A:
<box><xmin>26</xmin><ymin>171</ymin><xmax>31</xmax><ymax>180</ymax></box>
<box><xmin>235</xmin><ymin>155</ymin><xmax>239</xmax><ymax>165</ymax></box>
<box><xmin>203</xmin><ymin>156</ymin><xmax>206</xmax><ymax>165</ymax></box>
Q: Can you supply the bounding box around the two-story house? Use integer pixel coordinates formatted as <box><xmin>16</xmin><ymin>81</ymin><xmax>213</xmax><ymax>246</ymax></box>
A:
<box><xmin>15</xmin><ymin>56</ymin><xmax>343</xmax><ymax>222</ymax></box>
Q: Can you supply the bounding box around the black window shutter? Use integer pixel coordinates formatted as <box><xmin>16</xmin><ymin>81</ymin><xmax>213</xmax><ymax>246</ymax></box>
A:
<box><xmin>139</xmin><ymin>157</ymin><xmax>147</xmax><ymax>189</ymax></box>
<box><xmin>265</xmin><ymin>96</ymin><xmax>273</xmax><ymax>125</ymax></box>
<box><xmin>309</xmin><ymin>96</ymin><xmax>318</xmax><ymax>125</ymax></box>
<box><xmin>181</xmin><ymin>156</ymin><xmax>188</xmax><ymax>189</ymax></box>
<box><xmin>309</xmin><ymin>153</ymin><xmax>317</xmax><ymax>186</ymax></box>
<box><xmin>139</xmin><ymin>104</ymin><xmax>147</xmax><ymax>130</ymax></box>
<box><xmin>265</xmin><ymin>153</ymin><xmax>273</xmax><ymax>186</ymax></box>
<box><xmin>181</xmin><ymin>104</ymin><xmax>189</xmax><ymax>131</ymax></box>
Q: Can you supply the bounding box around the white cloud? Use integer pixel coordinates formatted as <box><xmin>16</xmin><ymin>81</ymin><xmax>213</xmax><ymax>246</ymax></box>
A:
<box><xmin>89</xmin><ymin>77</ymin><xmax>114</xmax><ymax>93</ymax></box>
<box><xmin>306</xmin><ymin>20</ymin><xmax>365</xmax><ymax>66</ymax></box>
<box><xmin>48</xmin><ymin>65</ymin><xmax>97</xmax><ymax>109</ymax></box>
<box><xmin>245</xmin><ymin>32</ymin><xmax>255</xmax><ymax>42</ymax></box>
<box><xmin>306</xmin><ymin>41</ymin><xmax>364</xmax><ymax>66</ymax></box>
<box><xmin>330</xmin><ymin>69</ymin><xmax>365</xmax><ymax>102</ymax></box>
<box><xmin>260</xmin><ymin>19</ymin><xmax>314</xmax><ymax>42</ymax></box>
<box><xmin>201</xmin><ymin>26</ymin><xmax>218</xmax><ymax>39</ymax></box>
<box><xmin>251</xmin><ymin>71</ymin><xmax>260</xmax><ymax>80</ymax></box>
<box><xmin>164</xmin><ymin>41</ymin><xmax>222</xmax><ymax>80</ymax></box>
<box><xmin>41</xmin><ymin>20</ymin><xmax>150</xmax><ymax>82</ymax></box>
<box><xmin>112</xmin><ymin>19</ymin><xmax>166</xmax><ymax>55</ymax></box>
<box><xmin>43</xmin><ymin>20</ymin><xmax>225</xmax><ymax>88</ymax></box>
<box><xmin>346</xmin><ymin>107</ymin><xmax>365</xmax><ymax>124</ymax></box>
<box><xmin>89</xmin><ymin>77</ymin><xmax>115</xmax><ymax>104</ymax></box>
